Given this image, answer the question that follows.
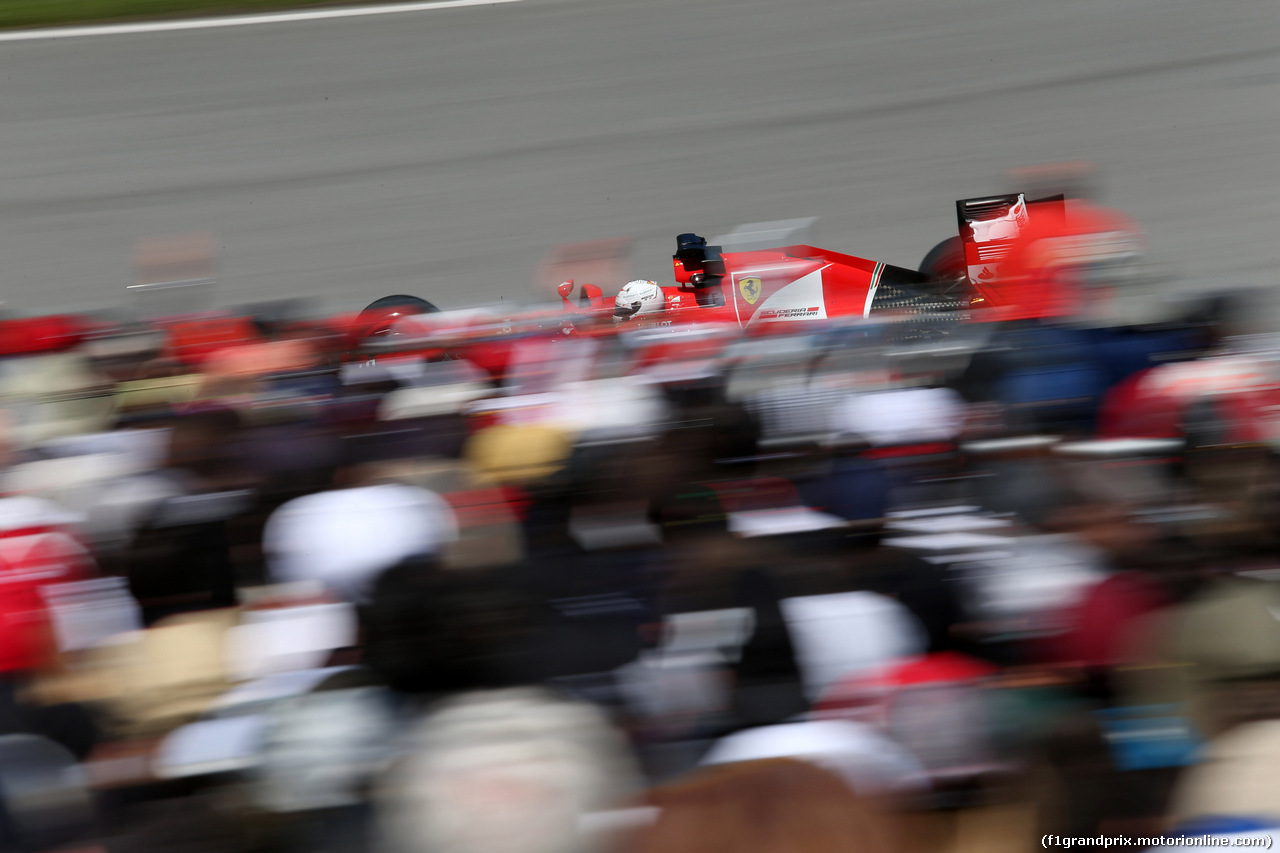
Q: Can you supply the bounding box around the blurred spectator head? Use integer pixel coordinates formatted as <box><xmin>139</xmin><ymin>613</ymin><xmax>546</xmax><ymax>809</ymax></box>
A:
<box><xmin>253</xmin><ymin>670</ymin><xmax>399</xmax><ymax>814</ymax></box>
<box><xmin>465</xmin><ymin>424</ymin><xmax>573</xmax><ymax>489</ymax></box>
<box><xmin>623</xmin><ymin>758</ymin><xmax>895</xmax><ymax>853</ymax></box>
<box><xmin>0</xmin><ymin>734</ymin><xmax>95</xmax><ymax>853</ymax></box>
<box><xmin>165</xmin><ymin>406</ymin><xmax>246</xmax><ymax>486</ymax></box>
<box><xmin>1044</xmin><ymin>502</ymin><xmax>1155</xmax><ymax>563</ymax></box>
<box><xmin>379</xmin><ymin>688</ymin><xmax>640</xmax><ymax>853</ymax></box>
<box><xmin>263</xmin><ymin>483</ymin><xmax>458</xmax><ymax>603</ymax></box>
<box><xmin>701</xmin><ymin>720</ymin><xmax>929</xmax><ymax>801</ymax></box>
<box><xmin>1170</xmin><ymin>719</ymin><xmax>1280</xmax><ymax>828</ymax></box>
<box><xmin>362</xmin><ymin>557</ymin><xmax>535</xmax><ymax>694</ymax></box>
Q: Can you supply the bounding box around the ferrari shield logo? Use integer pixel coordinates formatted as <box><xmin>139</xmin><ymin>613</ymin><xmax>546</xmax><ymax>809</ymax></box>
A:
<box><xmin>738</xmin><ymin>276</ymin><xmax>763</xmax><ymax>305</ymax></box>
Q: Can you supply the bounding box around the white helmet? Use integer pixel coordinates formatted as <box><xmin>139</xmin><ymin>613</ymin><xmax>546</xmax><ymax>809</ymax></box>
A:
<box><xmin>613</xmin><ymin>280</ymin><xmax>665</xmax><ymax>321</ymax></box>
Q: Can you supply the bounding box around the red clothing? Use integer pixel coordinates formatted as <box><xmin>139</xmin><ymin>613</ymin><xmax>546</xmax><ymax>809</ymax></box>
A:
<box><xmin>1047</xmin><ymin>572</ymin><xmax>1168</xmax><ymax>669</ymax></box>
<box><xmin>815</xmin><ymin>651</ymin><xmax>1000</xmax><ymax>727</ymax></box>
<box><xmin>0</xmin><ymin>499</ymin><xmax>93</xmax><ymax>673</ymax></box>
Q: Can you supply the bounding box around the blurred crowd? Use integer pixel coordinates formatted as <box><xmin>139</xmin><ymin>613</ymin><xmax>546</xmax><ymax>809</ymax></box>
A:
<box><xmin>3</xmin><ymin>269</ymin><xmax>1280</xmax><ymax>853</ymax></box>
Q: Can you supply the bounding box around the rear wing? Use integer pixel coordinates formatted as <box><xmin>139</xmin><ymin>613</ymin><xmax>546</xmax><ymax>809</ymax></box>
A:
<box><xmin>956</xmin><ymin>193</ymin><xmax>1065</xmax><ymax>285</ymax></box>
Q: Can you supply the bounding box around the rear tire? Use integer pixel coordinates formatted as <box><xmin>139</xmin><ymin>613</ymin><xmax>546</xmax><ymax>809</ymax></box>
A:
<box><xmin>919</xmin><ymin>237</ymin><xmax>966</xmax><ymax>281</ymax></box>
<box><xmin>918</xmin><ymin>237</ymin><xmax>970</xmax><ymax>302</ymax></box>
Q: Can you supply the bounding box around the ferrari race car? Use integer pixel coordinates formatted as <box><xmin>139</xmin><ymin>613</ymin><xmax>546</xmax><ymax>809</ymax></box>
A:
<box><xmin>350</xmin><ymin>190</ymin><xmax>1149</xmax><ymax>374</ymax></box>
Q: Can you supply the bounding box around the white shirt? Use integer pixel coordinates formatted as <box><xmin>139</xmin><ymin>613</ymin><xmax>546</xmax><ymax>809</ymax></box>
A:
<box><xmin>780</xmin><ymin>591</ymin><xmax>927</xmax><ymax>701</ymax></box>
<box><xmin>836</xmin><ymin>387</ymin><xmax>965</xmax><ymax>447</ymax></box>
<box><xmin>703</xmin><ymin>719</ymin><xmax>929</xmax><ymax>797</ymax></box>
<box><xmin>264</xmin><ymin>484</ymin><xmax>457</xmax><ymax>603</ymax></box>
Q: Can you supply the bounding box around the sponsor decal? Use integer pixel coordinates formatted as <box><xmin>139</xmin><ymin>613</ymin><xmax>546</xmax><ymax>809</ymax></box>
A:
<box><xmin>758</xmin><ymin>306</ymin><xmax>822</xmax><ymax>321</ymax></box>
<box><xmin>738</xmin><ymin>276</ymin><xmax>763</xmax><ymax>305</ymax></box>
<box><xmin>746</xmin><ymin>266</ymin><xmax>831</xmax><ymax>326</ymax></box>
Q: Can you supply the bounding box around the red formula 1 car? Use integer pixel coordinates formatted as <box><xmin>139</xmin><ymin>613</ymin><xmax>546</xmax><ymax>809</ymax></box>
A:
<box><xmin>349</xmin><ymin>191</ymin><xmax>1145</xmax><ymax>378</ymax></box>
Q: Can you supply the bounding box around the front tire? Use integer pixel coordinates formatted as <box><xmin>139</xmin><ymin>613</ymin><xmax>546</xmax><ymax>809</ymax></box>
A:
<box><xmin>354</xmin><ymin>294</ymin><xmax>441</xmax><ymax>344</ymax></box>
<box><xmin>361</xmin><ymin>294</ymin><xmax>439</xmax><ymax>316</ymax></box>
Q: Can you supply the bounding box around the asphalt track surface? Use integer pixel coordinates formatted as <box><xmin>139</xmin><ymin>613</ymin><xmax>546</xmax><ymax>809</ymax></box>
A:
<box><xmin>0</xmin><ymin>0</ymin><xmax>1277</xmax><ymax>319</ymax></box>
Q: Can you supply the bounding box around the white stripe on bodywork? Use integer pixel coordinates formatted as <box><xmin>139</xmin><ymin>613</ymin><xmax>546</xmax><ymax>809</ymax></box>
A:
<box><xmin>746</xmin><ymin>265</ymin><xmax>832</xmax><ymax>326</ymax></box>
<box><xmin>862</xmin><ymin>262</ymin><xmax>886</xmax><ymax>318</ymax></box>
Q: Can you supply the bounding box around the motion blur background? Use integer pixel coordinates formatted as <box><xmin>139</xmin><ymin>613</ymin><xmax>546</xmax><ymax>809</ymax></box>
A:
<box><xmin>2</xmin><ymin>1</ymin><xmax>1280</xmax><ymax>852</ymax></box>
<box><xmin>0</xmin><ymin>0</ymin><xmax>1276</xmax><ymax>315</ymax></box>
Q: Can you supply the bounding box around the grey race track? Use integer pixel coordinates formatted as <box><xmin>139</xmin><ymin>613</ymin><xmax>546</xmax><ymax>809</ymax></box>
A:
<box><xmin>0</xmin><ymin>0</ymin><xmax>1276</xmax><ymax>318</ymax></box>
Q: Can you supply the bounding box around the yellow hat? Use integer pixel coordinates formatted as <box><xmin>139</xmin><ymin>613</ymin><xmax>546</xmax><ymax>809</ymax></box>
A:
<box><xmin>465</xmin><ymin>424</ymin><xmax>572</xmax><ymax>487</ymax></box>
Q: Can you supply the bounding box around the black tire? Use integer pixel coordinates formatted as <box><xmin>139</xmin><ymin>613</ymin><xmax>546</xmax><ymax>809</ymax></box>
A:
<box><xmin>355</xmin><ymin>294</ymin><xmax>441</xmax><ymax>344</ymax></box>
<box><xmin>361</xmin><ymin>294</ymin><xmax>440</xmax><ymax>315</ymax></box>
<box><xmin>916</xmin><ymin>236</ymin><xmax>972</xmax><ymax>304</ymax></box>
<box><xmin>918</xmin><ymin>236</ymin><xmax>967</xmax><ymax>281</ymax></box>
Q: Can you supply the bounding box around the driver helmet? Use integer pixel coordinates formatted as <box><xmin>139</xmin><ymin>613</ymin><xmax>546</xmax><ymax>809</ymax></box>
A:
<box><xmin>613</xmin><ymin>280</ymin><xmax>665</xmax><ymax>322</ymax></box>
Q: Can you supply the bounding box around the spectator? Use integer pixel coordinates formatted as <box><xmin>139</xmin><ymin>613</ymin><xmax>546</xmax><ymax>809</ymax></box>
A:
<box><xmin>622</xmin><ymin>758</ymin><xmax>897</xmax><ymax>853</ymax></box>
<box><xmin>263</xmin><ymin>473</ymin><xmax>457</xmax><ymax>604</ymax></box>
<box><xmin>378</xmin><ymin>689</ymin><xmax>641</xmax><ymax>853</ymax></box>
